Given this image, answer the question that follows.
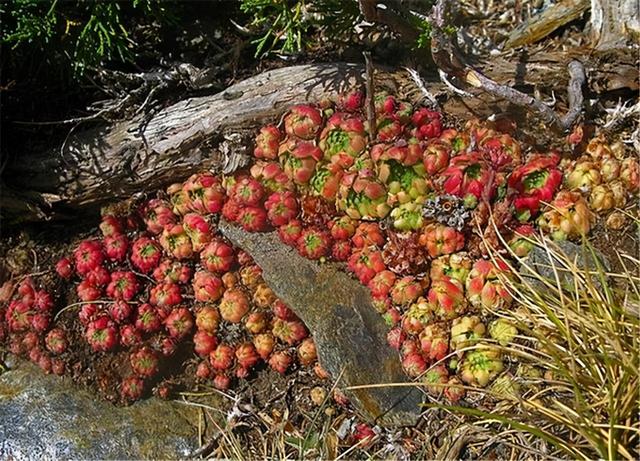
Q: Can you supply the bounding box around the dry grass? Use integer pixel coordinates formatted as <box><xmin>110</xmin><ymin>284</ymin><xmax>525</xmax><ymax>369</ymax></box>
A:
<box><xmin>444</xmin><ymin>231</ymin><xmax>640</xmax><ymax>460</ymax></box>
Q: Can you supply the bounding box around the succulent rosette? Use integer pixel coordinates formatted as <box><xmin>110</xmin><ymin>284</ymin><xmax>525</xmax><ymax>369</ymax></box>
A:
<box><xmin>460</xmin><ymin>346</ymin><xmax>504</xmax><ymax>387</ymax></box>
<box><xmin>411</xmin><ymin>107</ymin><xmax>442</xmax><ymax>140</ymax></box>
<box><xmin>440</xmin><ymin>128</ymin><xmax>471</xmax><ymax>155</ymax></box>
<box><xmin>375</xmin><ymin>146</ymin><xmax>429</xmax><ymax>206</ymax></box>
<box><xmin>465</xmin><ymin>259</ymin><xmax>512</xmax><ymax>310</ymax></box>
<box><xmin>106</xmin><ymin>271</ymin><xmax>140</xmax><ymax>301</ymax></box>
<box><xmin>160</xmin><ymin>224</ymin><xmax>194</xmax><ymax>260</ymax></box>
<box><xmin>153</xmin><ymin>260</ymin><xmax>192</xmax><ymax>284</ymax></box>
<box><xmin>73</xmin><ymin>240</ymin><xmax>104</xmax><ymax>276</ymax></box>
<box><xmin>182</xmin><ymin>213</ymin><xmax>212</xmax><ymax>252</ymax></box>
<box><xmin>254</xmin><ymin>125</ymin><xmax>281</xmax><ymax>160</ymax></box>
<box><xmin>422</xmin><ymin>139</ymin><xmax>451</xmax><ymax>175</ymax></box>
<box><xmin>507</xmin><ymin>224</ymin><xmax>536</xmax><ymax>257</ymax></box>
<box><xmin>450</xmin><ymin>316</ymin><xmax>486</xmax><ymax>351</ymax></box>
<box><xmin>192</xmin><ymin>270</ymin><xmax>224</xmax><ymax>303</ymax></box>
<box><xmin>250</xmin><ymin>161</ymin><xmax>292</xmax><ymax>193</ymax></box>
<box><xmin>284</xmin><ymin>104</ymin><xmax>323</xmax><ymax>140</ymax></box>
<box><xmin>279</xmin><ymin>139</ymin><xmax>323</xmax><ymax>185</ymax></box>
<box><xmin>419</xmin><ymin>322</ymin><xmax>449</xmax><ymax>361</ymax></box>
<box><xmin>200</xmin><ymin>240</ymin><xmax>235</xmax><ymax>273</ymax></box>
<box><xmin>265</xmin><ymin>191</ymin><xmax>299</xmax><ymax>226</ymax></box>
<box><xmin>297</xmin><ymin>227</ymin><xmax>331</xmax><ymax>260</ymax></box>
<box><xmin>429</xmin><ymin>252</ymin><xmax>472</xmax><ymax>284</ymax></box>
<box><xmin>318</xmin><ymin>112</ymin><xmax>367</xmax><ymax>165</ymax></box>
<box><xmin>439</xmin><ymin>153</ymin><xmax>495</xmax><ymax>207</ymax></box>
<box><xmin>422</xmin><ymin>364</ymin><xmax>449</xmax><ymax>395</ymax></box>
<box><xmin>402</xmin><ymin>298</ymin><xmax>434</xmax><ymax>335</ymax></box>
<box><xmin>230</xmin><ymin>176</ymin><xmax>265</xmax><ymax>207</ymax></box>
<box><xmin>329</xmin><ymin>216</ymin><xmax>356</xmax><ymax>241</ymax></box>
<box><xmin>537</xmin><ymin>190</ymin><xmax>595</xmax><ymax>240</ymax></box>
<box><xmin>131</xmin><ymin>237</ymin><xmax>162</xmax><ymax>273</ymax></box>
<box><xmin>347</xmin><ymin>248</ymin><xmax>386</xmax><ymax>284</ymax></box>
<box><xmin>389</xmin><ymin>202</ymin><xmax>424</xmax><ymax>231</ymax></box>
<box><xmin>167</xmin><ymin>183</ymin><xmax>192</xmax><ymax>216</ymax></box>
<box><xmin>427</xmin><ymin>276</ymin><xmax>467</xmax><ymax>320</ymax></box>
<box><xmin>478</xmin><ymin>133</ymin><xmax>522</xmax><ymax>171</ymax></box>
<box><xmin>565</xmin><ymin>159</ymin><xmax>602</xmax><ymax>191</ymax></box>
<box><xmin>376</xmin><ymin>116</ymin><xmax>403</xmax><ymax>142</ymax></box>
<box><xmin>508</xmin><ymin>153</ymin><xmax>563</xmax><ymax>221</ymax></box>
<box><xmin>182</xmin><ymin>173</ymin><xmax>226</xmax><ymax>214</ymax></box>
<box><xmin>418</xmin><ymin>223</ymin><xmax>465</xmax><ymax>258</ymax></box>
<box><xmin>309</xmin><ymin>166</ymin><xmax>343</xmax><ymax>201</ymax></box>
<box><xmin>337</xmin><ymin>169</ymin><xmax>390</xmax><ymax>220</ymax></box>
<box><xmin>620</xmin><ymin>157</ymin><xmax>639</xmax><ymax>192</ymax></box>
<box><xmin>237</xmin><ymin>207</ymin><xmax>268</xmax><ymax>232</ymax></box>
<box><xmin>489</xmin><ymin>319</ymin><xmax>518</xmax><ymax>346</ymax></box>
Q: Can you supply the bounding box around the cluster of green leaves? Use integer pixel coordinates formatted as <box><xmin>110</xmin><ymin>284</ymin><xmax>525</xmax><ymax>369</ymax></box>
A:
<box><xmin>240</xmin><ymin>0</ymin><xmax>360</xmax><ymax>57</ymax></box>
<box><xmin>1</xmin><ymin>0</ymin><xmax>174</xmax><ymax>75</ymax></box>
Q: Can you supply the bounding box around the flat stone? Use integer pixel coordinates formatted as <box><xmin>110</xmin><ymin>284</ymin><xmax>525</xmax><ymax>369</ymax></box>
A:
<box><xmin>523</xmin><ymin>239</ymin><xmax>610</xmax><ymax>287</ymax></box>
<box><xmin>219</xmin><ymin>220</ymin><xmax>423</xmax><ymax>427</ymax></box>
<box><xmin>0</xmin><ymin>362</ymin><xmax>215</xmax><ymax>460</ymax></box>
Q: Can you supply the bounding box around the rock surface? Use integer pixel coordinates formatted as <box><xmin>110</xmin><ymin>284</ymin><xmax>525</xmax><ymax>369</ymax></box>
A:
<box><xmin>219</xmin><ymin>220</ymin><xmax>423</xmax><ymax>427</ymax></box>
<box><xmin>524</xmin><ymin>239</ymin><xmax>610</xmax><ymax>286</ymax></box>
<box><xmin>0</xmin><ymin>362</ymin><xmax>208</xmax><ymax>460</ymax></box>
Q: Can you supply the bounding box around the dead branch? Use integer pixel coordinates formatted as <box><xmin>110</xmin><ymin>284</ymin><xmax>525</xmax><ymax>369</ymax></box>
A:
<box><xmin>430</xmin><ymin>0</ymin><xmax>587</xmax><ymax>132</ymax></box>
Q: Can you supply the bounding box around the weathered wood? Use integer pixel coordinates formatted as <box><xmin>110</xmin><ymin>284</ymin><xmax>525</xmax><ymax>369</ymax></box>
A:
<box><xmin>590</xmin><ymin>0</ymin><xmax>640</xmax><ymax>50</ymax></box>
<box><xmin>4</xmin><ymin>63</ymin><xmax>366</xmax><ymax>219</ymax></box>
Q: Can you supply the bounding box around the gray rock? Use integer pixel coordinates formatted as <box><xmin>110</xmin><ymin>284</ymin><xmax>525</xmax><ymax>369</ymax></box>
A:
<box><xmin>219</xmin><ymin>220</ymin><xmax>423</xmax><ymax>427</ymax></box>
<box><xmin>524</xmin><ymin>239</ymin><xmax>610</xmax><ymax>287</ymax></box>
<box><xmin>0</xmin><ymin>362</ymin><xmax>212</xmax><ymax>460</ymax></box>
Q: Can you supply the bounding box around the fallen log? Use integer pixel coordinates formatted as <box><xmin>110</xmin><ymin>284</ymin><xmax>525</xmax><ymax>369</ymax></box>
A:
<box><xmin>3</xmin><ymin>63</ymin><xmax>367</xmax><ymax>221</ymax></box>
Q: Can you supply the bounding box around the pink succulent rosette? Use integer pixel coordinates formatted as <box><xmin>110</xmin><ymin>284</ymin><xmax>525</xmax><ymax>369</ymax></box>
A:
<box><xmin>508</xmin><ymin>153</ymin><xmax>562</xmax><ymax>221</ymax></box>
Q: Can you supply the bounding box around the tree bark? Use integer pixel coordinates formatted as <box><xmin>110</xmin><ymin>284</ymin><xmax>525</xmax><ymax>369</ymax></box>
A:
<box><xmin>3</xmin><ymin>63</ymin><xmax>366</xmax><ymax>222</ymax></box>
<box><xmin>590</xmin><ymin>0</ymin><xmax>639</xmax><ymax>50</ymax></box>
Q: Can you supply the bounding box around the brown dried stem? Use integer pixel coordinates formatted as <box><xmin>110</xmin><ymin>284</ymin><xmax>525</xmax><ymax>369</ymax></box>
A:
<box><xmin>430</xmin><ymin>0</ymin><xmax>586</xmax><ymax>132</ymax></box>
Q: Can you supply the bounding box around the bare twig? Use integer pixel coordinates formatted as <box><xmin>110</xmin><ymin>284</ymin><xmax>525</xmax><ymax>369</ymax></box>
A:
<box><xmin>430</xmin><ymin>0</ymin><xmax>586</xmax><ymax>132</ymax></box>
<box><xmin>363</xmin><ymin>51</ymin><xmax>377</xmax><ymax>138</ymax></box>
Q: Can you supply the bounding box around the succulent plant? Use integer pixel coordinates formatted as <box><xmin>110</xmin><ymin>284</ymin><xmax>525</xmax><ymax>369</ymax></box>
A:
<box><xmin>565</xmin><ymin>159</ymin><xmax>602</xmax><ymax>191</ymax></box>
<box><xmin>460</xmin><ymin>346</ymin><xmax>504</xmax><ymax>387</ymax></box>
<box><xmin>150</xmin><ymin>282</ymin><xmax>182</xmax><ymax>308</ymax></box>
<box><xmin>508</xmin><ymin>153</ymin><xmax>563</xmax><ymax>221</ymax></box>
<box><xmin>278</xmin><ymin>219</ymin><xmax>304</xmax><ymax>246</ymax></box>
<box><xmin>352</xmin><ymin>222</ymin><xmax>385</xmax><ymax>249</ymax></box>
<box><xmin>284</xmin><ymin>104</ymin><xmax>323</xmax><ymax>140</ymax></box>
<box><xmin>163</xmin><ymin>307</ymin><xmax>194</xmax><ymax>340</ymax></box>
<box><xmin>143</xmin><ymin>199</ymin><xmax>178</xmax><ymax>234</ymax></box>
<box><xmin>250</xmin><ymin>161</ymin><xmax>292</xmax><ymax>193</ymax></box>
<box><xmin>422</xmin><ymin>364</ymin><xmax>449</xmax><ymax>395</ymax></box>
<box><xmin>135</xmin><ymin>303</ymin><xmax>162</xmax><ymax>333</ymax></box>
<box><xmin>403</xmin><ymin>297</ymin><xmax>434</xmax><ymax>335</ymax></box>
<box><xmin>419</xmin><ymin>322</ymin><xmax>449</xmax><ymax>361</ymax></box>
<box><xmin>55</xmin><ymin>257</ymin><xmax>74</xmax><ymax>279</ymax></box>
<box><xmin>183</xmin><ymin>173</ymin><xmax>227</xmax><ymax>214</ymax></box>
<box><xmin>237</xmin><ymin>207</ymin><xmax>269</xmax><ymax>232</ymax></box>
<box><xmin>210</xmin><ymin>344</ymin><xmax>235</xmax><ymax>371</ymax></box>
<box><xmin>347</xmin><ymin>248</ymin><xmax>386</xmax><ymax>284</ymax></box>
<box><xmin>367</xmin><ymin>270</ymin><xmax>397</xmax><ymax>299</ymax></box>
<box><xmin>219</xmin><ymin>288</ymin><xmax>250</xmax><ymax>323</ymax></box>
<box><xmin>280</xmin><ymin>139</ymin><xmax>322</xmax><ymax>185</ymax></box>
<box><xmin>411</xmin><ymin>107</ymin><xmax>442</xmax><ymax>139</ymax></box>
<box><xmin>329</xmin><ymin>215</ymin><xmax>357</xmax><ymax>241</ymax></box>
<box><xmin>253</xmin><ymin>333</ymin><xmax>276</xmax><ymax>360</ymax></box>
<box><xmin>235</xmin><ymin>342</ymin><xmax>260</xmax><ymax>369</ymax></box>
<box><xmin>85</xmin><ymin>316</ymin><xmax>118</xmax><ymax>352</ymax></box>
<box><xmin>478</xmin><ymin>133</ymin><xmax>521</xmax><ymax>170</ymax></box>
<box><xmin>390</xmin><ymin>202</ymin><xmax>425</xmax><ymax>231</ymax></box>
<box><xmin>488</xmin><ymin>319</ymin><xmax>517</xmax><ymax>346</ymax></box>
<box><xmin>268</xmin><ymin>350</ymin><xmax>293</xmax><ymax>374</ymax></box>
<box><xmin>264</xmin><ymin>191</ymin><xmax>299</xmax><ymax>227</ymax></box>
<box><xmin>73</xmin><ymin>240</ymin><xmax>104</xmax><ymax>276</ymax></box>
<box><xmin>297</xmin><ymin>227</ymin><xmax>331</xmax><ymax>260</ymax></box>
<box><xmin>429</xmin><ymin>252</ymin><xmax>472</xmax><ymax>284</ymax></box>
<box><xmin>121</xmin><ymin>376</ymin><xmax>145</xmax><ymax>402</ymax></box>
<box><xmin>273</xmin><ymin>318</ymin><xmax>308</xmax><ymax>345</ymax></box>
<box><xmin>450</xmin><ymin>316</ymin><xmax>486</xmax><ymax>351</ymax></box>
<box><xmin>45</xmin><ymin>328</ymin><xmax>68</xmax><ymax>355</ymax></box>
<box><xmin>131</xmin><ymin>237</ymin><xmax>162</xmax><ymax>272</ymax></box>
<box><xmin>182</xmin><ymin>213</ymin><xmax>212</xmax><ymax>252</ymax></box>
<box><xmin>318</xmin><ymin>112</ymin><xmax>367</xmax><ymax>164</ymax></box>
<box><xmin>192</xmin><ymin>271</ymin><xmax>224</xmax><ymax>303</ymax></box>
<box><xmin>537</xmin><ymin>190</ymin><xmax>595</xmax><ymax>240</ymax></box>
<box><xmin>439</xmin><ymin>153</ymin><xmax>495</xmax><ymax>207</ymax></box>
<box><xmin>419</xmin><ymin>223</ymin><xmax>465</xmax><ymax>258</ymax></box>
<box><xmin>310</xmin><ymin>166</ymin><xmax>343</xmax><ymax>201</ymax></box>
<box><xmin>390</xmin><ymin>276</ymin><xmax>424</xmax><ymax>306</ymax></box>
<box><xmin>421</xmin><ymin>195</ymin><xmax>472</xmax><ymax>232</ymax></box>
<box><xmin>254</xmin><ymin>125</ymin><xmax>281</xmax><ymax>160</ymax></box>
<box><xmin>337</xmin><ymin>169</ymin><xmax>390</xmax><ymax>220</ymax></box>
<box><xmin>465</xmin><ymin>259</ymin><xmax>512</xmax><ymax>310</ymax></box>
<box><xmin>428</xmin><ymin>277</ymin><xmax>467</xmax><ymax>320</ymax></box>
<box><xmin>402</xmin><ymin>352</ymin><xmax>427</xmax><ymax>378</ymax></box>
<box><xmin>620</xmin><ymin>157</ymin><xmax>639</xmax><ymax>192</ymax></box>
<box><xmin>130</xmin><ymin>347</ymin><xmax>159</xmax><ymax>378</ymax></box>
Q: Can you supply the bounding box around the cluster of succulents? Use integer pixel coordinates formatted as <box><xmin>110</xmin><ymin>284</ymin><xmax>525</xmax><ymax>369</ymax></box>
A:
<box><xmin>1</xmin><ymin>91</ymin><xmax>637</xmax><ymax>410</ymax></box>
